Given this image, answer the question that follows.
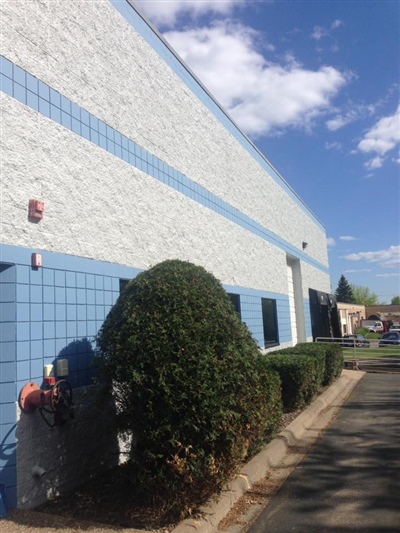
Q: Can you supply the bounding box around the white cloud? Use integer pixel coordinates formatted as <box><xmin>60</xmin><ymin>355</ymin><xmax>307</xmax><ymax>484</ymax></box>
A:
<box><xmin>331</xmin><ymin>20</ymin><xmax>343</xmax><ymax>30</ymax></box>
<box><xmin>325</xmin><ymin>141</ymin><xmax>342</xmax><ymax>151</ymax></box>
<box><xmin>330</xmin><ymin>90</ymin><xmax>398</xmax><ymax>133</ymax></box>
<box><xmin>311</xmin><ymin>26</ymin><xmax>326</xmax><ymax>41</ymax></box>
<box><xmin>376</xmin><ymin>273</ymin><xmax>400</xmax><ymax>278</ymax></box>
<box><xmin>311</xmin><ymin>19</ymin><xmax>343</xmax><ymax>40</ymax></box>
<box><xmin>364</xmin><ymin>156</ymin><xmax>384</xmax><ymax>170</ymax></box>
<box><xmin>326</xmin><ymin>102</ymin><xmax>374</xmax><ymax>131</ymax></box>
<box><xmin>135</xmin><ymin>0</ymin><xmax>245</xmax><ymax>28</ymax></box>
<box><xmin>343</xmin><ymin>245</ymin><xmax>400</xmax><ymax>269</ymax></box>
<box><xmin>326</xmin><ymin>115</ymin><xmax>352</xmax><ymax>131</ymax></box>
<box><xmin>344</xmin><ymin>269</ymin><xmax>372</xmax><ymax>273</ymax></box>
<box><xmin>340</xmin><ymin>235</ymin><xmax>358</xmax><ymax>241</ymax></box>
<box><xmin>357</xmin><ymin>104</ymin><xmax>400</xmax><ymax>156</ymax></box>
<box><xmin>163</xmin><ymin>22</ymin><xmax>348</xmax><ymax>136</ymax></box>
<box><xmin>327</xmin><ymin>237</ymin><xmax>336</xmax><ymax>247</ymax></box>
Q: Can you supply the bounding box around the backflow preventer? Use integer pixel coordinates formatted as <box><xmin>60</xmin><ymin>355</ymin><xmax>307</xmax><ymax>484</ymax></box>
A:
<box><xmin>19</xmin><ymin>360</ymin><xmax>75</xmax><ymax>428</ymax></box>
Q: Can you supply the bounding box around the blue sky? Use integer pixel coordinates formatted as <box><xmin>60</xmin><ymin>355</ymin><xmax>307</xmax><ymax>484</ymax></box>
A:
<box><xmin>135</xmin><ymin>0</ymin><xmax>400</xmax><ymax>303</ymax></box>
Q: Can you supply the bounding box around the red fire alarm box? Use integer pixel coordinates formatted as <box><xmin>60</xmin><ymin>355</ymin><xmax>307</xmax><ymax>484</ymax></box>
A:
<box><xmin>32</xmin><ymin>253</ymin><xmax>43</xmax><ymax>268</ymax></box>
<box><xmin>29</xmin><ymin>199</ymin><xmax>45</xmax><ymax>220</ymax></box>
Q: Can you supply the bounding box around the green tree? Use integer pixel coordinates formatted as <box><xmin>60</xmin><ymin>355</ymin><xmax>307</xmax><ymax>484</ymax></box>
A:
<box><xmin>335</xmin><ymin>275</ymin><xmax>355</xmax><ymax>303</ymax></box>
<box><xmin>350</xmin><ymin>284</ymin><xmax>379</xmax><ymax>306</ymax></box>
<box><xmin>391</xmin><ymin>296</ymin><xmax>400</xmax><ymax>305</ymax></box>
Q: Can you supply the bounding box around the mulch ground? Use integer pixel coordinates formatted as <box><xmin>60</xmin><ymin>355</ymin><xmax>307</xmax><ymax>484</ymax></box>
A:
<box><xmin>0</xmin><ymin>411</ymin><xmax>301</xmax><ymax>533</ymax></box>
<box><xmin>32</xmin><ymin>410</ymin><xmax>303</xmax><ymax>531</ymax></box>
<box><xmin>36</xmin><ymin>464</ymin><xmax>180</xmax><ymax>532</ymax></box>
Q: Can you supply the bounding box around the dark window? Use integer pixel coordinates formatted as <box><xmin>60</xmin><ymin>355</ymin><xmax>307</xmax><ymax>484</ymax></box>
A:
<box><xmin>119</xmin><ymin>279</ymin><xmax>130</xmax><ymax>293</ymax></box>
<box><xmin>228</xmin><ymin>293</ymin><xmax>241</xmax><ymax>317</ymax></box>
<box><xmin>262</xmin><ymin>298</ymin><xmax>279</xmax><ymax>348</ymax></box>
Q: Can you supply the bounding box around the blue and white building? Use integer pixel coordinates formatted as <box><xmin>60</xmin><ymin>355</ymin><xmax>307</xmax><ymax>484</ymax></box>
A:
<box><xmin>0</xmin><ymin>0</ymin><xmax>332</xmax><ymax>509</ymax></box>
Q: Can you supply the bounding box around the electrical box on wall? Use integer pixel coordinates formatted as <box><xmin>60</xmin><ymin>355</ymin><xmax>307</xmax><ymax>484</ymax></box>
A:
<box><xmin>29</xmin><ymin>199</ymin><xmax>45</xmax><ymax>220</ymax></box>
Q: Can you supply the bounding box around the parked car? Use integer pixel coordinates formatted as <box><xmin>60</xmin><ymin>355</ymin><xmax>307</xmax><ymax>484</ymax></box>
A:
<box><xmin>379</xmin><ymin>331</ymin><xmax>400</xmax><ymax>347</ymax></box>
<box><xmin>341</xmin><ymin>334</ymin><xmax>370</xmax><ymax>348</ymax></box>
<box><xmin>361</xmin><ymin>320</ymin><xmax>384</xmax><ymax>333</ymax></box>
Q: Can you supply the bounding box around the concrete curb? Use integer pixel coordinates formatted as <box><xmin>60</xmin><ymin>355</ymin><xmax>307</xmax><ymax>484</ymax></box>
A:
<box><xmin>171</xmin><ymin>369</ymin><xmax>365</xmax><ymax>533</ymax></box>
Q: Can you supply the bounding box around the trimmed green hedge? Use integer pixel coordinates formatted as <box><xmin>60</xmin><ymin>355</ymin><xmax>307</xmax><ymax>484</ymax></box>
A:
<box><xmin>249</xmin><ymin>364</ymin><xmax>283</xmax><ymax>456</ymax></box>
<box><xmin>96</xmin><ymin>259</ymin><xmax>283</xmax><ymax>514</ymax></box>
<box><xmin>356</xmin><ymin>328</ymin><xmax>381</xmax><ymax>339</ymax></box>
<box><xmin>259</xmin><ymin>342</ymin><xmax>343</xmax><ymax>411</ymax></box>
<box><xmin>259</xmin><ymin>353</ymin><xmax>324</xmax><ymax>411</ymax></box>
<box><xmin>289</xmin><ymin>342</ymin><xmax>344</xmax><ymax>385</ymax></box>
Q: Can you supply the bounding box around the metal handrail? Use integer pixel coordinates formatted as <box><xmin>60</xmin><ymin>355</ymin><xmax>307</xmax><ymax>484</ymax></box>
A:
<box><xmin>315</xmin><ymin>336</ymin><xmax>400</xmax><ymax>370</ymax></box>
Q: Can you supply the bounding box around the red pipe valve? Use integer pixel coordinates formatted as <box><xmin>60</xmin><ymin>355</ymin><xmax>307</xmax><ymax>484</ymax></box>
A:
<box><xmin>19</xmin><ymin>380</ymin><xmax>74</xmax><ymax>428</ymax></box>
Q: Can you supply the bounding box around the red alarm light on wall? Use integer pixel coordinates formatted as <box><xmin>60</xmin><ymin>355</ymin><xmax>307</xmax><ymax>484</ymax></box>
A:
<box><xmin>29</xmin><ymin>199</ymin><xmax>45</xmax><ymax>220</ymax></box>
<box><xmin>32</xmin><ymin>253</ymin><xmax>43</xmax><ymax>268</ymax></box>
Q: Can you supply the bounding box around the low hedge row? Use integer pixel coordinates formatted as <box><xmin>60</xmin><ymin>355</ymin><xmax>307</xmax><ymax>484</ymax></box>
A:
<box><xmin>283</xmin><ymin>342</ymin><xmax>344</xmax><ymax>386</ymax></box>
<box><xmin>248</xmin><ymin>365</ymin><xmax>283</xmax><ymax>457</ymax></box>
<box><xmin>259</xmin><ymin>342</ymin><xmax>344</xmax><ymax>411</ymax></box>
<box><xmin>259</xmin><ymin>353</ymin><xmax>322</xmax><ymax>411</ymax></box>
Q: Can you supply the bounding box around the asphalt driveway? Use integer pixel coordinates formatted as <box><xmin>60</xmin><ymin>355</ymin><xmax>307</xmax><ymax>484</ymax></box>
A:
<box><xmin>248</xmin><ymin>373</ymin><xmax>400</xmax><ymax>533</ymax></box>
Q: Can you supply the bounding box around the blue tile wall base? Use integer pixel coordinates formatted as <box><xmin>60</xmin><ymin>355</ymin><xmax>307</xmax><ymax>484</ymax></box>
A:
<box><xmin>304</xmin><ymin>298</ymin><xmax>312</xmax><ymax>338</ymax></box>
<box><xmin>0</xmin><ymin>260</ymin><xmax>17</xmax><ymax>511</ymax></box>
<box><xmin>1</xmin><ymin>241</ymin><xmax>296</xmax><ymax>352</ymax></box>
<box><xmin>0</xmin><ymin>242</ymin><xmax>297</xmax><ymax>509</ymax></box>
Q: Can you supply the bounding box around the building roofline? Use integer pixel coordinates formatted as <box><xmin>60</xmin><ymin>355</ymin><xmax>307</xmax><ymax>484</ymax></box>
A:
<box><xmin>123</xmin><ymin>0</ymin><xmax>324</xmax><ymax>229</ymax></box>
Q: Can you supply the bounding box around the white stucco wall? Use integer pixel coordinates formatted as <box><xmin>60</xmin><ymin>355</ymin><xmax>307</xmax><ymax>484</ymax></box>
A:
<box><xmin>1</xmin><ymin>93</ymin><xmax>291</xmax><ymax>293</ymax></box>
<box><xmin>301</xmin><ymin>262</ymin><xmax>332</xmax><ymax>299</ymax></box>
<box><xmin>0</xmin><ymin>0</ymin><xmax>329</xmax><ymax>272</ymax></box>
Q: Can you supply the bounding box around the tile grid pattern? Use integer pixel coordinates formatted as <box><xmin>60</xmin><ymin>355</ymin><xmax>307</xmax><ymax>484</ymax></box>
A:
<box><xmin>0</xmin><ymin>265</ymin><xmax>17</xmax><ymax>508</ymax></box>
<box><xmin>13</xmin><ymin>265</ymin><xmax>122</xmax><ymax>390</ymax></box>
<box><xmin>0</xmin><ymin>246</ymin><xmax>142</xmax><ymax>509</ymax></box>
<box><xmin>0</xmin><ymin>244</ymin><xmax>296</xmax><ymax>389</ymax></box>
<box><xmin>0</xmin><ymin>54</ymin><xmax>327</xmax><ymax>275</ymax></box>
<box><xmin>0</xmin><ymin>241</ymin><xmax>302</xmax><ymax>509</ymax></box>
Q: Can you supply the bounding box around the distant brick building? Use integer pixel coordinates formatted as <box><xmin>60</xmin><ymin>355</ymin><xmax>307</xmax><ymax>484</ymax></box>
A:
<box><xmin>366</xmin><ymin>305</ymin><xmax>400</xmax><ymax>326</ymax></box>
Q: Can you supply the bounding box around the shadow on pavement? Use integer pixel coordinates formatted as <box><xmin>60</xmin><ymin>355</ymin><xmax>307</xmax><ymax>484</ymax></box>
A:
<box><xmin>248</xmin><ymin>373</ymin><xmax>400</xmax><ymax>533</ymax></box>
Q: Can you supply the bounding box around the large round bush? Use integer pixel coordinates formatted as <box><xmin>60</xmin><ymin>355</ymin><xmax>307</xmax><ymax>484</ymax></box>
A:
<box><xmin>96</xmin><ymin>260</ymin><xmax>281</xmax><ymax>512</ymax></box>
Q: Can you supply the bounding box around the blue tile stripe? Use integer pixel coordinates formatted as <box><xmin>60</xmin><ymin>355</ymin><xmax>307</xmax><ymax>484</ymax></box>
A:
<box><xmin>304</xmin><ymin>298</ymin><xmax>312</xmax><ymax>338</ymax></box>
<box><xmin>1</xmin><ymin>243</ymin><xmax>294</xmax><ymax>360</ymax></box>
<box><xmin>0</xmin><ymin>54</ymin><xmax>328</xmax><ymax>275</ymax></box>
<box><xmin>225</xmin><ymin>284</ymin><xmax>292</xmax><ymax>345</ymax></box>
<box><xmin>1</xmin><ymin>243</ymin><xmax>294</xmax><ymax>338</ymax></box>
<box><xmin>114</xmin><ymin>0</ymin><xmax>324</xmax><ymax>231</ymax></box>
